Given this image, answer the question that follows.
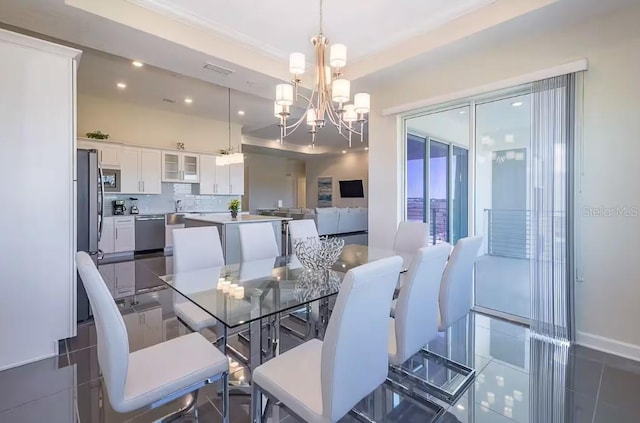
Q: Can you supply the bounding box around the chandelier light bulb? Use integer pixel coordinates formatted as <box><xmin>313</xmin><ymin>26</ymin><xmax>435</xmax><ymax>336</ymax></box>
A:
<box><xmin>343</xmin><ymin>104</ymin><xmax>357</xmax><ymax>122</ymax></box>
<box><xmin>306</xmin><ymin>108</ymin><xmax>317</xmax><ymax>126</ymax></box>
<box><xmin>330</xmin><ymin>44</ymin><xmax>347</xmax><ymax>68</ymax></box>
<box><xmin>275</xmin><ymin>84</ymin><xmax>294</xmax><ymax>106</ymax></box>
<box><xmin>354</xmin><ymin>93</ymin><xmax>370</xmax><ymax>114</ymax></box>
<box><xmin>289</xmin><ymin>52</ymin><xmax>305</xmax><ymax>75</ymax></box>
<box><xmin>332</xmin><ymin>79</ymin><xmax>350</xmax><ymax>103</ymax></box>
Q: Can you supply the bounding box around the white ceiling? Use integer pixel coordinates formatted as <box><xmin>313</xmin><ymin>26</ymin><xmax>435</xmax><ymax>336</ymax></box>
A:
<box><xmin>77</xmin><ymin>50</ymin><xmax>274</xmax><ymax>131</ymax></box>
<box><xmin>129</xmin><ymin>0</ymin><xmax>496</xmax><ymax>62</ymax></box>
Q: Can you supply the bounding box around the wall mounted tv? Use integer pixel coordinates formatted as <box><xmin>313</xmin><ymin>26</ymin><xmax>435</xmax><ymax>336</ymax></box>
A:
<box><xmin>339</xmin><ymin>180</ymin><xmax>364</xmax><ymax>198</ymax></box>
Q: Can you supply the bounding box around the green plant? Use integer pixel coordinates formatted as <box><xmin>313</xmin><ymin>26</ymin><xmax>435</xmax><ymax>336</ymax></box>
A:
<box><xmin>228</xmin><ymin>199</ymin><xmax>241</xmax><ymax>213</ymax></box>
<box><xmin>86</xmin><ymin>130</ymin><xmax>110</xmax><ymax>140</ymax></box>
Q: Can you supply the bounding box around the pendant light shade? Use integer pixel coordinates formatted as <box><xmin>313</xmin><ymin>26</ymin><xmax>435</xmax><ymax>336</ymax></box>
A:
<box><xmin>354</xmin><ymin>93</ymin><xmax>370</xmax><ymax>114</ymax></box>
<box><xmin>275</xmin><ymin>84</ymin><xmax>294</xmax><ymax>106</ymax></box>
<box><xmin>306</xmin><ymin>108</ymin><xmax>317</xmax><ymax>126</ymax></box>
<box><xmin>332</xmin><ymin>79</ymin><xmax>350</xmax><ymax>103</ymax></box>
<box><xmin>343</xmin><ymin>104</ymin><xmax>357</xmax><ymax>122</ymax></box>
<box><xmin>329</xmin><ymin>44</ymin><xmax>347</xmax><ymax>68</ymax></box>
<box><xmin>289</xmin><ymin>53</ymin><xmax>305</xmax><ymax>75</ymax></box>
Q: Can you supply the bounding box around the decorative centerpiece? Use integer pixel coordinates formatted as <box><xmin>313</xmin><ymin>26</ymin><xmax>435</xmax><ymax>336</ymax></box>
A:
<box><xmin>294</xmin><ymin>268</ymin><xmax>341</xmax><ymax>302</ymax></box>
<box><xmin>292</xmin><ymin>236</ymin><xmax>344</xmax><ymax>270</ymax></box>
<box><xmin>228</xmin><ymin>199</ymin><xmax>240</xmax><ymax>219</ymax></box>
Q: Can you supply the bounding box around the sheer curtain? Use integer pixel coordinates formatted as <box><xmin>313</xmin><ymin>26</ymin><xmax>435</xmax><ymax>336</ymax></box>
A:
<box><xmin>530</xmin><ymin>74</ymin><xmax>577</xmax><ymax>341</ymax></box>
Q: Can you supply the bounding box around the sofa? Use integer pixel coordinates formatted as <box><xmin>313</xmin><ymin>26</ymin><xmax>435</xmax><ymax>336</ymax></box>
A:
<box><xmin>264</xmin><ymin>207</ymin><xmax>368</xmax><ymax>236</ymax></box>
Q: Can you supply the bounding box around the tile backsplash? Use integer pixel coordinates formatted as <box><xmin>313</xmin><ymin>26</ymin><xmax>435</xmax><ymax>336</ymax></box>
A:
<box><xmin>105</xmin><ymin>183</ymin><xmax>240</xmax><ymax>215</ymax></box>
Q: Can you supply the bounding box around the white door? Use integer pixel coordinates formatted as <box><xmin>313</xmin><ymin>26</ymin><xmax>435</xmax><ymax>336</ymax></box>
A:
<box><xmin>162</xmin><ymin>151</ymin><xmax>181</xmax><ymax>182</ymax></box>
<box><xmin>182</xmin><ymin>153</ymin><xmax>200</xmax><ymax>182</ymax></box>
<box><xmin>229</xmin><ymin>162</ymin><xmax>245</xmax><ymax>195</ymax></box>
<box><xmin>114</xmin><ymin>218</ymin><xmax>135</xmax><ymax>252</ymax></box>
<box><xmin>199</xmin><ymin>154</ymin><xmax>216</xmax><ymax>195</ymax></box>
<box><xmin>120</xmin><ymin>147</ymin><xmax>140</xmax><ymax>194</ymax></box>
<box><xmin>215</xmin><ymin>159</ymin><xmax>230</xmax><ymax>194</ymax></box>
<box><xmin>139</xmin><ymin>148</ymin><xmax>162</xmax><ymax>194</ymax></box>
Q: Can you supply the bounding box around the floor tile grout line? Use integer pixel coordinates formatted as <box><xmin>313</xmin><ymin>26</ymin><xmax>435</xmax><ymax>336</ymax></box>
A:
<box><xmin>591</xmin><ymin>363</ymin><xmax>605</xmax><ymax>423</ymax></box>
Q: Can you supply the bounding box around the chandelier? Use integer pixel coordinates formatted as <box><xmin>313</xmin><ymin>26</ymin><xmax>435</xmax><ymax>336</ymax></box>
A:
<box><xmin>273</xmin><ymin>0</ymin><xmax>370</xmax><ymax>147</ymax></box>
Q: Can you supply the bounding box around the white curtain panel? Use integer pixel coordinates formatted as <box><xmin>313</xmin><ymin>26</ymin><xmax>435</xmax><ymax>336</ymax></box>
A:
<box><xmin>530</xmin><ymin>74</ymin><xmax>576</xmax><ymax>341</ymax></box>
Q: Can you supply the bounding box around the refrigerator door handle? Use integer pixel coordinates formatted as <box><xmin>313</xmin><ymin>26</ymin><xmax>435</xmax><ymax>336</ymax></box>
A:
<box><xmin>98</xmin><ymin>163</ymin><xmax>105</xmax><ymax>242</ymax></box>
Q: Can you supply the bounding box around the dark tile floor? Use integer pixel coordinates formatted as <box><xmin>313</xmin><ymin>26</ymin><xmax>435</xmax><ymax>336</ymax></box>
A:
<box><xmin>2</xmin><ymin>255</ymin><xmax>640</xmax><ymax>422</ymax></box>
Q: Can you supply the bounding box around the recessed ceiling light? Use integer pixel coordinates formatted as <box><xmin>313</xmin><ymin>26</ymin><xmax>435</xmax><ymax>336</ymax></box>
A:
<box><xmin>364</xmin><ymin>147</ymin><xmax>369</xmax><ymax>150</ymax></box>
<box><xmin>132</xmin><ymin>61</ymin><xmax>144</xmax><ymax>68</ymax></box>
<box><xmin>184</xmin><ymin>98</ymin><xmax>193</xmax><ymax>104</ymax></box>
<box><xmin>512</xmin><ymin>101</ymin><xmax>523</xmax><ymax>107</ymax></box>
<box><xmin>237</xmin><ymin>110</ymin><xmax>245</xmax><ymax>116</ymax></box>
<box><xmin>116</xmin><ymin>82</ymin><xmax>127</xmax><ymax>89</ymax></box>
<box><xmin>341</xmin><ymin>150</ymin><xmax>346</xmax><ymax>154</ymax></box>
<box><xmin>459</xmin><ymin>110</ymin><xmax>466</xmax><ymax>114</ymax></box>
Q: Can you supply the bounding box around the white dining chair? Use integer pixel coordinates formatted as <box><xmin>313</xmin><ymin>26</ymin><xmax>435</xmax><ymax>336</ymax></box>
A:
<box><xmin>76</xmin><ymin>252</ymin><xmax>229</xmax><ymax>421</ymax></box>
<box><xmin>388</xmin><ymin>244</ymin><xmax>451</xmax><ymax>366</ymax></box>
<box><xmin>173</xmin><ymin>226</ymin><xmax>224</xmax><ymax>272</ymax></box>
<box><xmin>239</xmin><ymin>222</ymin><xmax>279</xmax><ymax>262</ymax></box>
<box><xmin>172</xmin><ymin>227</ymin><xmax>225</xmax><ymax>332</ymax></box>
<box><xmin>251</xmin><ymin>256</ymin><xmax>403</xmax><ymax>423</ymax></box>
<box><xmin>288</xmin><ymin>219</ymin><xmax>319</xmax><ymax>243</ymax></box>
<box><xmin>438</xmin><ymin>235</ymin><xmax>483</xmax><ymax>331</ymax></box>
<box><xmin>392</xmin><ymin>221</ymin><xmax>430</xmax><ymax>255</ymax></box>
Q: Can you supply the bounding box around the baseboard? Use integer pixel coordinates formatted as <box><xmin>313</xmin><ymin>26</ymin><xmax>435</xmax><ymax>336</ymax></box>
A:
<box><xmin>576</xmin><ymin>331</ymin><xmax>640</xmax><ymax>362</ymax></box>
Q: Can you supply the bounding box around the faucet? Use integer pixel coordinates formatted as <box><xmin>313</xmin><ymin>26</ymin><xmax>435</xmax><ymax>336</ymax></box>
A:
<box><xmin>175</xmin><ymin>200</ymin><xmax>182</xmax><ymax>212</ymax></box>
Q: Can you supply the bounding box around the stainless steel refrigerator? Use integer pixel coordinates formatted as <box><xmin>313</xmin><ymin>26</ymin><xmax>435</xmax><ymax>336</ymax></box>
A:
<box><xmin>76</xmin><ymin>149</ymin><xmax>104</xmax><ymax>321</ymax></box>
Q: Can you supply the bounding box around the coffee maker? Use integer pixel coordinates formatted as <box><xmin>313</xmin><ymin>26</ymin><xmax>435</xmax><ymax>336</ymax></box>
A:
<box><xmin>113</xmin><ymin>200</ymin><xmax>126</xmax><ymax>215</ymax></box>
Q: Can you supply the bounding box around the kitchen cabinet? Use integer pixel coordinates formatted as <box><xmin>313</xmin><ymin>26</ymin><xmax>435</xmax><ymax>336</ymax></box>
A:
<box><xmin>120</xmin><ymin>147</ymin><xmax>162</xmax><ymax>194</ymax></box>
<box><xmin>114</xmin><ymin>217</ymin><xmax>135</xmax><ymax>252</ymax></box>
<box><xmin>98</xmin><ymin>217</ymin><xmax>115</xmax><ymax>254</ymax></box>
<box><xmin>77</xmin><ymin>139</ymin><xmax>121</xmax><ymax>168</ymax></box>
<box><xmin>229</xmin><ymin>162</ymin><xmax>245</xmax><ymax>195</ymax></box>
<box><xmin>215</xmin><ymin>158</ymin><xmax>231</xmax><ymax>194</ymax></box>
<box><xmin>199</xmin><ymin>154</ymin><xmax>217</xmax><ymax>195</ymax></box>
<box><xmin>162</xmin><ymin>151</ymin><xmax>199</xmax><ymax>183</ymax></box>
<box><xmin>139</xmin><ymin>149</ymin><xmax>162</xmax><ymax>193</ymax></box>
<box><xmin>99</xmin><ymin>216</ymin><xmax>135</xmax><ymax>253</ymax></box>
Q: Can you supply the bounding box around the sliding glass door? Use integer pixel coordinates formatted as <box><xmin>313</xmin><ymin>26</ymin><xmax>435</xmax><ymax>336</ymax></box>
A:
<box><xmin>474</xmin><ymin>94</ymin><xmax>532</xmax><ymax>319</ymax></box>
<box><xmin>405</xmin><ymin>106</ymin><xmax>470</xmax><ymax>245</ymax></box>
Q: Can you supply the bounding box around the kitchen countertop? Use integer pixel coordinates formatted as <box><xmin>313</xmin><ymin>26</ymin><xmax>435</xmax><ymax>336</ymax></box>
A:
<box><xmin>184</xmin><ymin>214</ymin><xmax>292</xmax><ymax>224</ymax></box>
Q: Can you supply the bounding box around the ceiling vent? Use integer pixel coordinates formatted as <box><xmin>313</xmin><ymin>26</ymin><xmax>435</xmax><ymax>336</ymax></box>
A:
<box><xmin>162</xmin><ymin>98</ymin><xmax>176</xmax><ymax>104</ymax></box>
<box><xmin>203</xmin><ymin>62</ymin><xmax>235</xmax><ymax>77</ymax></box>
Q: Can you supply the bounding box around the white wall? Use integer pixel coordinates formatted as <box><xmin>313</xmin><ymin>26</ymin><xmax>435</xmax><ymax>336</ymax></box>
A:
<box><xmin>368</xmin><ymin>6</ymin><xmax>640</xmax><ymax>357</ymax></box>
<box><xmin>306</xmin><ymin>151</ymin><xmax>369</xmax><ymax>209</ymax></box>
<box><xmin>244</xmin><ymin>152</ymin><xmax>305</xmax><ymax>212</ymax></box>
<box><xmin>78</xmin><ymin>94</ymin><xmax>242</xmax><ymax>153</ymax></box>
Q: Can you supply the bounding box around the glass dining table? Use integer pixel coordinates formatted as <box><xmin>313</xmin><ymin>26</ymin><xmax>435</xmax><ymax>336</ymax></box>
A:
<box><xmin>160</xmin><ymin>244</ymin><xmax>411</xmax><ymax>373</ymax></box>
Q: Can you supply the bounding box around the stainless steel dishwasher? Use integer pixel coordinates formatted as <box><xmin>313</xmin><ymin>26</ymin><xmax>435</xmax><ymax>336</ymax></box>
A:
<box><xmin>134</xmin><ymin>214</ymin><xmax>166</xmax><ymax>252</ymax></box>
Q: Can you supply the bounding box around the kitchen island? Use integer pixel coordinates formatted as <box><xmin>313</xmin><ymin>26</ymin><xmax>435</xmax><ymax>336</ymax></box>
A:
<box><xmin>184</xmin><ymin>214</ymin><xmax>291</xmax><ymax>264</ymax></box>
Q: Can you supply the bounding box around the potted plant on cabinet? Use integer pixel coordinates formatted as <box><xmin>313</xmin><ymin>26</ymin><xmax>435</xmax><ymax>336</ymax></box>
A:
<box><xmin>228</xmin><ymin>199</ymin><xmax>240</xmax><ymax>219</ymax></box>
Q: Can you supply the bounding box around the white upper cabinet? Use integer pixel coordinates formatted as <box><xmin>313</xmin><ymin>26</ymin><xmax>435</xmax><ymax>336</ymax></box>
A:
<box><xmin>215</xmin><ymin>157</ymin><xmax>231</xmax><ymax>194</ymax></box>
<box><xmin>139</xmin><ymin>149</ymin><xmax>162</xmax><ymax>194</ymax></box>
<box><xmin>229</xmin><ymin>162</ymin><xmax>245</xmax><ymax>195</ymax></box>
<box><xmin>162</xmin><ymin>151</ymin><xmax>199</xmax><ymax>183</ymax></box>
<box><xmin>77</xmin><ymin>139</ymin><xmax>121</xmax><ymax>168</ymax></box>
<box><xmin>120</xmin><ymin>147</ymin><xmax>162</xmax><ymax>194</ymax></box>
<box><xmin>199</xmin><ymin>154</ymin><xmax>217</xmax><ymax>195</ymax></box>
<box><xmin>120</xmin><ymin>147</ymin><xmax>140</xmax><ymax>194</ymax></box>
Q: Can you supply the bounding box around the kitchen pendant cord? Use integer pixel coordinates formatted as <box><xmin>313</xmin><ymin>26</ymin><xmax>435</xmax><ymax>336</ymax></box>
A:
<box><xmin>228</xmin><ymin>87</ymin><xmax>231</xmax><ymax>150</ymax></box>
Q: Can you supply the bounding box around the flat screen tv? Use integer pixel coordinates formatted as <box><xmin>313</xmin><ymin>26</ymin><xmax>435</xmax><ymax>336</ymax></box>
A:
<box><xmin>339</xmin><ymin>180</ymin><xmax>364</xmax><ymax>198</ymax></box>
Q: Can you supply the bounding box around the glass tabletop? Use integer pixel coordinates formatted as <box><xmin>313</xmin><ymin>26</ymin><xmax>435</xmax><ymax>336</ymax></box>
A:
<box><xmin>160</xmin><ymin>244</ymin><xmax>410</xmax><ymax>328</ymax></box>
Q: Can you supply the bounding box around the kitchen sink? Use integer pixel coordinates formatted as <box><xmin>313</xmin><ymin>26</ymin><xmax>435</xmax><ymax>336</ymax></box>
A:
<box><xmin>165</xmin><ymin>213</ymin><xmax>185</xmax><ymax>225</ymax></box>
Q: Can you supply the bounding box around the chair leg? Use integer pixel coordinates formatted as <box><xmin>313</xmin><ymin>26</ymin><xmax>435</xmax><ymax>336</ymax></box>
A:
<box><xmin>251</xmin><ymin>384</ymin><xmax>262</xmax><ymax>423</ymax></box>
<box><xmin>221</xmin><ymin>372</ymin><xmax>230</xmax><ymax>423</ymax></box>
